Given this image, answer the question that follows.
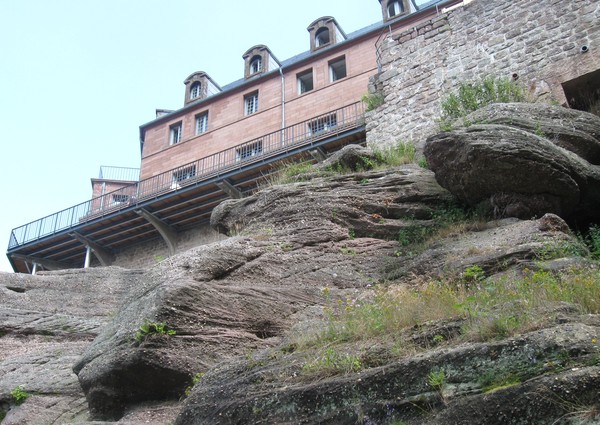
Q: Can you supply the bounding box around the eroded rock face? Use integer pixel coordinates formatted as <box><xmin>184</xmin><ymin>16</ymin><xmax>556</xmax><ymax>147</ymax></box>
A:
<box><xmin>176</xmin><ymin>321</ymin><xmax>600</xmax><ymax>424</ymax></box>
<box><xmin>424</xmin><ymin>103</ymin><xmax>600</xmax><ymax>222</ymax></box>
<box><xmin>0</xmin><ymin>267</ymin><xmax>142</xmax><ymax>425</ymax></box>
<box><xmin>5</xmin><ymin>158</ymin><xmax>598</xmax><ymax>424</ymax></box>
<box><xmin>73</xmin><ymin>165</ymin><xmax>454</xmax><ymax>420</ymax></box>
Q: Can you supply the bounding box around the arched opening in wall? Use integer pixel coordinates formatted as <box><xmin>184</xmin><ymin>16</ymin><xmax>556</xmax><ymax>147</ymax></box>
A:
<box><xmin>562</xmin><ymin>69</ymin><xmax>600</xmax><ymax>117</ymax></box>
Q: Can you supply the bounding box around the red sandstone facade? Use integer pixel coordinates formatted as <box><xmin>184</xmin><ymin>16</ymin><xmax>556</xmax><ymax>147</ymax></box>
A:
<box><xmin>136</xmin><ymin>0</ymin><xmax>444</xmax><ymax>181</ymax></box>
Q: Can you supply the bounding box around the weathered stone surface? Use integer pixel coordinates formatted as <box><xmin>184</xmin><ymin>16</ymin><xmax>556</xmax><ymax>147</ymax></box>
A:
<box><xmin>212</xmin><ymin>164</ymin><xmax>454</xmax><ymax>241</ymax></box>
<box><xmin>313</xmin><ymin>144</ymin><xmax>382</xmax><ymax>172</ymax></box>
<box><xmin>390</xmin><ymin>213</ymin><xmax>590</xmax><ymax>281</ymax></box>
<box><xmin>176</xmin><ymin>322</ymin><xmax>600</xmax><ymax>424</ymax></box>
<box><xmin>0</xmin><ymin>268</ymin><xmax>142</xmax><ymax>424</ymax></box>
<box><xmin>424</xmin><ymin>107</ymin><xmax>600</xmax><ymax>221</ymax></box>
<box><xmin>458</xmin><ymin>103</ymin><xmax>600</xmax><ymax>164</ymax></box>
<box><xmin>73</xmin><ymin>165</ymin><xmax>454</xmax><ymax>420</ymax></box>
<box><xmin>3</xmin><ymin>161</ymin><xmax>599</xmax><ymax>424</ymax></box>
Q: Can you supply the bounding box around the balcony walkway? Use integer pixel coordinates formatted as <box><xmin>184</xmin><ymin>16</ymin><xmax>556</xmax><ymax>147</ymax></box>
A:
<box><xmin>7</xmin><ymin>102</ymin><xmax>366</xmax><ymax>273</ymax></box>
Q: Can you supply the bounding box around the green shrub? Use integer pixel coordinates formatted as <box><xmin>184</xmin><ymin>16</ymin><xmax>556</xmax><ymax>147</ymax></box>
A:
<box><xmin>427</xmin><ymin>368</ymin><xmax>446</xmax><ymax>391</ymax></box>
<box><xmin>439</xmin><ymin>76</ymin><xmax>526</xmax><ymax>130</ymax></box>
<box><xmin>11</xmin><ymin>386</ymin><xmax>30</xmax><ymax>405</ymax></box>
<box><xmin>362</xmin><ymin>91</ymin><xmax>385</xmax><ymax>111</ymax></box>
<box><xmin>135</xmin><ymin>320</ymin><xmax>176</xmax><ymax>344</ymax></box>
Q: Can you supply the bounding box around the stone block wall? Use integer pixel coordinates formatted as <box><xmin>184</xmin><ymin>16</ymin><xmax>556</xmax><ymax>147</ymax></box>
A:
<box><xmin>366</xmin><ymin>0</ymin><xmax>600</xmax><ymax>150</ymax></box>
<box><xmin>111</xmin><ymin>224</ymin><xmax>225</xmax><ymax>269</ymax></box>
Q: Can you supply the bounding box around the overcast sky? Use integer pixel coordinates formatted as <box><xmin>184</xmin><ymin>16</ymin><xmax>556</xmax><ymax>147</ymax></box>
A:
<box><xmin>0</xmin><ymin>0</ymin><xmax>429</xmax><ymax>273</ymax></box>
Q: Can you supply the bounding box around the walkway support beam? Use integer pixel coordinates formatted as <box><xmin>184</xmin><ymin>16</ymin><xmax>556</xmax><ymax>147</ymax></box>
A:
<box><xmin>10</xmin><ymin>254</ymin><xmax>68</xmax><ymax>273</ymax></box>
<box><xmin>215</xmin><ymin>179</ymin><xmax>244</xmax><ymax>199</ymax></box>
<box><xmin>135</xmin><ymin>208</ymin><xmax>178</xmax><ymax>255</ymax></box>
<box><xmin>69</xmin><ymin>232</ymin><xmax>115</xmax><ymax>267</ymax></box>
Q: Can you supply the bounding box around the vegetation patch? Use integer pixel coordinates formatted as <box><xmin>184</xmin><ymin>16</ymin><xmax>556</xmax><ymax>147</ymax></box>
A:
<box><xmin>134</xmin><ymin>320</ymin><xmax>176</xmax><ymax>344</ymax></box>
<box><xmin>302</xmin><ymin>347</ymin><xmax>363</xmax><ymax>376</ymax></box>
<box><xmin>299</xmin><ymin>266</ymin><xmax>600</xmax><ymax>358</ymax></box>
<box><xmin>184</xmin><ymin>372</ymin><xmax>205</xmax><ymax>397</ymax></box>
<box><xmin>11</xmin><ymin>386</ymin><xmax>30</xmax><ymax>405</ymax></box>
<box><xmin>439</xmin><ymin>76</ymin><xmax>526</xmax><ymax>130</ymax></box>
<box><xmin>362</xmin><ymin>91</ymin><xmax>385</xmax><ymax>112</ymax></box>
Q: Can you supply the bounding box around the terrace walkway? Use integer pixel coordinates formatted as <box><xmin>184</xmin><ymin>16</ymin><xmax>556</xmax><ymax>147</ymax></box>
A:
<box><xmin>7</xmin><ymin>102</ymin><xmax>366</xmax><ymax>273</ymax></box>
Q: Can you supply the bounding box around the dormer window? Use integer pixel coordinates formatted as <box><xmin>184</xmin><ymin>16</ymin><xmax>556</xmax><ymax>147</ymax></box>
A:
<box><xmin>190</xmin><ymin>82</ymin><xmax>202</xmax><ymax>100</ymax></box>
<box><xmin>183</xmin><ymin>71</ymin><xmax>221</xmax><ymax>105</ymax></box>
<box><xmin>387</xmin><ymin>1</ymin><xmax>404</xmax><ymax>18</ymax></box>
<box><xmin>250</xmin><ymin>56</ymin><xmax>262</xmax><ymax>74</ymax></box>
<box><xmin>380</xmin><ymin>0</ymin><xmax>410</xmax><ymax>22</ymax></box>
<box><xmin>242</xmin><ymin>45</ymin><xmax>280</xmax><ymax>80</ymax></box>
<box><xmin>307</xmin><ymin>17</ymin><xmax>346</xmax><ymax>52</ymax></box>
<box><xmin>315</xmin><ymin>28</ymin><xmax>330</xmax><ymax>47</ymax></box>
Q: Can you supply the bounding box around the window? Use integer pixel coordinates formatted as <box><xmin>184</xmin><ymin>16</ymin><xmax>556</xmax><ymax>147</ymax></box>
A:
<box><xmin>196</xmin><ymin>112</ymin><xmax>208</xmax><ymax>135</ymax></box>
<box><xmin>236</xmin><ymin>140</ymin><xmax>263</xmax><ymax>161</ymax></box>
<box><xmin>112</xmin><ymin>194</ymin><xmax>129</xmax><ymax>205</ymax></box>
<box><xmin>172</xmin><ymin>165</ymin><xmax>197</xmax><ymax>187</ymax></box>
<box><xmin>315</xmin><ymin>27</ymin><xmax>330</xmax><ymax>47</ymax></box>
<box><xmin>329</xmin><ymin>56</ymin><xmax>347</xmax><ymax>82</ymax></box>
<box><xmin>297</xmin><ymin>69</ymin><xmax>314</xmax><ymax>94</ymax></box>
<box><xmin>387</xmin><ymin>1</ymin><xmax>404</xmax><ymax>18</ymax></box>
<box><xmin>190</xmin><ymin>82</ymin><xmax>202</xmax><ymax>100</ymax></box>
<box><xmin>250</xmin><ymin>55</ymin><xmax>262</xmax><ymax>74</ymax></box>
<box><xmin>308</xmin><ymin>114</ymin><xmax>337</xmax><ymax>135</ymax></box>
<box><xmin>169</xmin><ymin>122</ymin><xmax>182</xmax><ymax>145</ymax></box>
<box><xmin>244</xmin><ymin>92</ymin><xmax>259</xmax><ymax>115</ymax></box>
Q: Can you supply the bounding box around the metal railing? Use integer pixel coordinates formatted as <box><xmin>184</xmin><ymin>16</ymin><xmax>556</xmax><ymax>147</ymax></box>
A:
<box><xmin>8</xmin><ymin>102</ymin><xmax>365</xmax><ymax>250</ymax></box>
<box><xmin>98</xmin><ymin>166</ymin><xmax>140</xmax><ymax>182</ymax></box>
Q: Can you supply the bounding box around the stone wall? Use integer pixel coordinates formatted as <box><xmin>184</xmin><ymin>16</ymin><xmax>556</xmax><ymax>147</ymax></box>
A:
<box><xmin>366</xmin><ymin>0</ymin><xmax>600</xmax><ymax>150</ymax></box>
<box><xmin>111</xmin><ymin>224</ymin><xmax>225</xmax><ymax>269</ymax></box>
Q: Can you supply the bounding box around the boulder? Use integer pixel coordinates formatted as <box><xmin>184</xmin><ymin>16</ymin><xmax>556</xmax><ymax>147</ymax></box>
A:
<box><xmin>424</xmin><ymin>104</ymin><xmax>600</xmax><ymax>221</ymax></box>
<box><xmin>313</xmin><ymin>144</ymin><xmax>382</xmax><ymax>172</ymax></box>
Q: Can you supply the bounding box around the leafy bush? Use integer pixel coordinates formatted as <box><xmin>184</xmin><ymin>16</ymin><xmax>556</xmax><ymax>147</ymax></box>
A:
<box><xmin>439</xmin><ymin>76</ymin><xmax>526</xmax><ymax>130</ymax></box>
<box><xmin>11</xmin><ymin>386</ymin><xmax>30</xmax><ymax>405</ymax></box>
<box><xmin>135</xmin><ymin>320</ymin><xmax>176</xmax><ymax>344</ymax></box>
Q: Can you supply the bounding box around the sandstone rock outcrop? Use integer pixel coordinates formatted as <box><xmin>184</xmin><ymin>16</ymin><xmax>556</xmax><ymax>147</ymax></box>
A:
<box><xmin>73</xmin><ymin>165</ymin><xmax>454</xmax><ymax>420</ymax></box>
<box><xmin>0</xmin><ymin>268</ymin><xmax>143</xmax><ymax>425</ymax></box>
<box><xmin>424</xmin><ymin>103</ymin><xmax>600</xmax><ymax>222</ymax></box>
<box><xmin>2</xmin><ymin>144</ymin><xmax>599</xmax><ymax>424</ymax></box>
